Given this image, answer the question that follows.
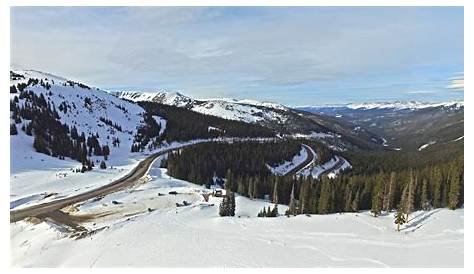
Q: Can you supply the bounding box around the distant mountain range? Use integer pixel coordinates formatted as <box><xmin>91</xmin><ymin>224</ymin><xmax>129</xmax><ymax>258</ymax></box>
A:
<box><xmin>10</xmin><ymin>69</ymin><xmax>463</xmax><ymax>154</ymax></box>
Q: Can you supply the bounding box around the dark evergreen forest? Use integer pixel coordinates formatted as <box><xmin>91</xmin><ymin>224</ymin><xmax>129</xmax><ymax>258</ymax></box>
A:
<box><xmin>165</xmin><ymin>140</ymin><xmax>464</xmax><ymax>216</ymax></box>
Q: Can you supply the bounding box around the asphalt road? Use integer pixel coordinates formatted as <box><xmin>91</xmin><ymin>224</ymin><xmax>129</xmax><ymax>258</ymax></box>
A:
<box><xmin>10</xmin><ymin>138</ymin><xmax>314</xmax><ymax>223</ymax></box>
<box><xmin>10</xmin><ymin>147</ymin><xmax>176</xmax><ymax>223</ymax></box>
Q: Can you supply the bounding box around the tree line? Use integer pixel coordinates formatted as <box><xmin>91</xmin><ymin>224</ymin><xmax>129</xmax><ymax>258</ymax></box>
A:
<box><xmin>136</xmin><ymin>102</ymin><xmax>275</xmax><ymax>143</ymax></box>
<box><xmin>165</xmin><ymin>141</ymin><xmax>464</xmax><ymax>216</ymax></box>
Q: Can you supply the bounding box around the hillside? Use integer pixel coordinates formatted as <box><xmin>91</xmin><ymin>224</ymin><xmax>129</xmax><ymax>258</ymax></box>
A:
<box><xmin>298</xmin><ymin>102</ymin><xmax>464</xmax><ymax>151</ymax></box>
<box><xmin>115</xmin><ymin>90</ymin><xmax>387</xmax><ymax>151</ymax></box>
<box><xmin>11</xmin><ymin>158</ymin><xmax>464</xmax><ymax>267</ymax></box>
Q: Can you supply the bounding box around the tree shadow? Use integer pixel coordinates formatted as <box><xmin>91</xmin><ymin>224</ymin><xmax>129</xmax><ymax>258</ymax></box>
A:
<box><xmin>401</xmin><ymin>209</ymin><xmax>442</xmax><ymax>233</ymax></box>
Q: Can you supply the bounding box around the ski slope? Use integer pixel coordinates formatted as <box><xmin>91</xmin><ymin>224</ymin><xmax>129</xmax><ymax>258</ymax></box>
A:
<box><xmin>11</xmin><ymin>160</ymin><xmax>463</xmax><ymax>267</ymax></box>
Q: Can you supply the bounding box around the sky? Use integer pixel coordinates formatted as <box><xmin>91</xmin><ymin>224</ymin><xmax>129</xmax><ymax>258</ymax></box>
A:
<box><xmin>11</xmin><ymin>7</ymin><xmax>464</xmax><ymax>105</ymax></box>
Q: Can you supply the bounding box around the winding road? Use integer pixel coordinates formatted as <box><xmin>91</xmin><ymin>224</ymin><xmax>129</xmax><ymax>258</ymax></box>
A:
<box><xmin>10</xmin><ymin>148</ymin><xmax>167</xmax><ymax>223</ymax></box>
<box><xmin>10</xmin><ymin>138</ymin><xmax>322</xmax><ymax>223</ymax></box>
<box><xmin>10</xmin><ymin>137</ymin><xmax>284</xmax><ymax>223</ymax></box>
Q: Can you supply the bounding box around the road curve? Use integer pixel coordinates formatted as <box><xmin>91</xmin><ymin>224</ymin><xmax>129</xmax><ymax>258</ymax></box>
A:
<box><xmin>291</xmin><ymin>144</ymin><xmax>318</xmax><ymax>176</ymax></box>
<box><xmin>10</xmin><ymin>137</ymin><xmax>281</xmax><ymax>223</ymax></box>
<box><xmin>10</xmin><ymin>149</ymin><xmax>169</xmax><ymax>222</ymax></box>
<box><xmin>10</xmin><ymin>137</ymin><xmax>306</xmax><ymax>223</ymax></box>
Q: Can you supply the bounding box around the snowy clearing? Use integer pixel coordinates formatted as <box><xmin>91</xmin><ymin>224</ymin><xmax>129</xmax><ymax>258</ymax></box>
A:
<box><xmin>11</xmin><ymin>159</ymin><xmax>463</xmax><ymax>267</ymax></box>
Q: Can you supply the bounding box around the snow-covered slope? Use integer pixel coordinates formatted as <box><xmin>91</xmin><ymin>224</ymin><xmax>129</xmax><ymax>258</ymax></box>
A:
<box><xmin>115</xmin><ymin>91</ymin><xmax>195</xmax><ymax>108</ymax></box>
<box><xmin>114</xmin><ymin>90</ymin><xmax>289</xmax><ymax>124</ymax></box>
<box><xmin>10</xmin><ymin>70</ymin><xmax>159</xmax><ymax>204</ymax></box>
<box><xmin>299</xmin><ymin>100</ymin><xmax>464</xmax><ymax>111</ymax></box>
<box><xmin>11</xmin><ymin>159</ymin><xmax>464</xmax><ymax>267</ymax></box>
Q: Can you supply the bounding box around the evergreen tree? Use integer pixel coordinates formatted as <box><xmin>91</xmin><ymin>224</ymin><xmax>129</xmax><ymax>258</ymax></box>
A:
<box><xmin>420</xmin><ymin>179</ymin><xmax>430</xmax><ymax>210</ymax></box>
<box><xmin>272</xmin><ymin>177</ymin><xmax>279</xmax><ymax>204</ymax></box>
<box><xmin>383</xmin><ymin>172</ymin><xmax>396</xmax><ymax>212</ymax></box>
<box><xmin>252</xmin><ymin>177</ymin><xmax>259</xmax><ymax>199</ymax></box>
<box><xmin>10</xmin><ymin>123</ymin><xmax>18</xmax><ymax>135</ymax></box>
<box><xmin>247</xmin><ymin>178</ymin><xmax>254</xmax><ymax>199</ymax></box>
<box><xmin>394</xmin><ymin>206</ymin><xmax>406</xmax><ymax>232</ymax></box>
<box><xmin>448</xmin><ymin>165</ymin><xmax>461</xmax><ymax>210</ymax></box>
<box><xmin>405</xmin><ymin>170</ymin><xmax>416</xmax><ymax>222</ymax></box>
<box><xmin>371</xmin><ymin>174</ymin><xmax>383</xmax><ymax>217</ymax></box>
<box><xmin>351</xmin><ymin>190</ymin><xmax>360</xmax><ymax>212</ymax></box>
<box><xmin>219</xmin><ymin>191</ymin><xmax>236</xmax><ymax>217</ymax></box>
<box><xmin>269</xmin><ymin>204</ymin><xmax>278</xmax><ymax>217</ymax></box>
<box><xmin>286</xmin><ymin>183</ymin><xmax>298</xmax><ymax>216</ymax></box>
<box><xmin>33</xmin><ymin>135</ymin><xmax>49</xmax><ymax>155</ymax></box>
<box><xmin>100</xmin><ymin>160</ymin><xmax>107</xmax><ymax>169</ymax></box>
<box><xmin>318</xmin><ymin>179</ymin><xmax>331</xmax><ymax>214</ymax></box>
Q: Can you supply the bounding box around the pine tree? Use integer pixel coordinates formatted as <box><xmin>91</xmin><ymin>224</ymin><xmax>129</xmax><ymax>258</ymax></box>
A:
<box><xmin>432</xmin><ymin>167</ymin><xmax>442</xmax><ymax>208</ymax></box>
<box><xmin>448</xmin><ymin>165</ymin><xmax>461</xmax><ymax>210</ymax></box>
<box><xmin>318</xmin><ymin>179</ymin><xmax>331</xmax><ymax>214</ymax></box>
<box><xmin>272</xmin><ymin>177</ymin><xmax>279</xmax><ymax>204</ymax></box>
<box><xmin>10</xmin><ymin>123</ymin><xmax>18</xmax><ymax>135</ymax></box>
<box><xmin>405</xmin><ymin>170</ymin><xmax>416</xmax><ymax>222</ymax></box>
<box><xmin>371</xmin><ymin>174</ymin><xmax>383</xmax><ymax>217</ymax></box>
<box><xmin>237</xmin><ymin>176</ymin><xmax>245</xmax><ymax>195</ymax></box>
<box><xmin>229</xmin><ymin>191</ymin><xmax>236</xmax><ymax>216</ymax></box>
<box><xmin>102</xmin><ymin>145</ymin><xmax>110</xmax><ymax>160</ymax></box>
<box><xmin>247</xmin><ymin>178</ymin><xmax>254</xmax><ymax>199</ymax></box>
<box><xmin>270</xmin><ymin>204</ymin><xmax>278</xmax><ymax>217</ymax></box>
<box><xmin>420</xmin><ymin>179</ymin><xmax>430</xmax><ymax>210</ymax></box>
<box><xmin>220</xmin><ymin>191</ymin><xmax>236</xmax><ymax>217</ymax></box>
<box><xmin>225</xmin><ymin>169</ymin><xmax>233</xmax><ymax>191</ymax></box>
<box><xmin>287</xmin><ymin>183</ymin><xmax>297</xmax><ymax>216</ymax></box>
<box><xmin>394</xmin><ymin>206</ymin><xmax>406</xmax><ymax>232</ymax></box>
<box><xmin>33</xmin><ymin>135</ymin><xmax>49</xmax><ymax>155</ymax></box>
<box><xmin>252</xmin><ymin>177</ymin><xmax>259</xmax><ymax>199</ymax></box>
<box><xmin>100</xmin><ymin>160</ymin><xmax>107</xmax><ymax>169</ymax></box>
<box><xmin>351</xmin><ymin>190</ymin><xmax>360</xmax><ymax>212</ymax></box>
<box><xmin>383</xmin><ymin>172</ymin><xmax>396</xmax><ymax>212</ymax></box>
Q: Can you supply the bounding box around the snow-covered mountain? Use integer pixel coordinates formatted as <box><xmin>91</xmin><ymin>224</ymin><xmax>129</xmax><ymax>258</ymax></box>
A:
<box><xmin>10</xmin><ymin>70</ymin><xmax>151</xmax><ymax>166</ymax></box>
<box><xmin>298</xmin><ymin>99</ymin><xmax>464</xmax><ymax>151</ymax></box>
<box><xmin>298</xmin><ymin>100</ymin><xmax>464</xmax><ymax>111</ymax></box>
<box><xmin>114</xmin><ymin>90</ymin><xmax>289</xmax><ymax>124</ymax></box>
<box><xmin>346</xmin><ymin>101</ymin><xmax>464</xmax><ymax>110</ymax></box>
<box><xmin>114</xmin><ymin>91</ymin><xmax>195</xmax><ymax>108</ymax></box>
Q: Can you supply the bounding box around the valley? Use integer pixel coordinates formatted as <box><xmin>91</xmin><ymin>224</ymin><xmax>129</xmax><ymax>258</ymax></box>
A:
<box><xmin>9</xmin><ymin>69</ymin><xmax>464</xmax><ymax>267</ymax></box>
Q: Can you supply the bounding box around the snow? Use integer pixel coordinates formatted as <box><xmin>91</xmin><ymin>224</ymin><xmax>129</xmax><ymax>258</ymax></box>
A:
<box><xmin>10</xmin><ymin>69</ymin><xmax>161</xmax><ymax>208</ymax></box>
<box><xmin>10</xmin><ymin>159</ymin><xmax>464</xmax><ymax>267</ymax></box>
<box><xmin>452</xmin><ymin>136</ymin><xmax>464</xmax><ymax>142</ymax></box>
<box><xmin>298</xmin><ymin>100</ymin><xmax>464</xmax><ymax>111</ymax></box>
<box><xmin>10</xmin><ymin>126</ymin><xmax>144</xmax><ymax>210</ymax></box>
<box><xmin>152</xmin><ymin>115</ymin><xmax>167</xmax><ymax>136</ymax></box>
<box><xmin>291</xmin><ymin>131</ymin><xmax>337</xmax><ymax>139</ymax></box>
<box><xmin>115</xmin><ymin>90</ymin><xmax>289</xmax><ymax>124</ymax></box>
<box><xmin>208</xmin><ymin>126</ymin><xmax>224</xmax><ymax>133</ymax></box>
<box><xmin>202</xmin><ymin>97</ymin><xmax>288</xmax><ymax>111</ymax></box>
<box><xmin>298</xmin><ymin>155</ymin><xmax>351</xmax><ymax>179</ymax></box>
<box><xmin>326</xmin><ymin>157</ymin><xmax>352</xmax><ymax>179</ymax></box>
<box><xmin>11</xmin><ymin>136</ymin><xmax>279</xmax><ymax>210</ymax></box>
<box><xmin>191</xmin><ymin>100</ymin><xmax>287</xmax><ymax>124</ymax></box>
<box><xmin>266</xmin><ymin>146</ymin><xmax>308</xmax><ymax>176</ymax></box>
<box><xmin>418</xmin><ymin>141</ymin><xmax>437</xmax><ymax>151</ymax></box>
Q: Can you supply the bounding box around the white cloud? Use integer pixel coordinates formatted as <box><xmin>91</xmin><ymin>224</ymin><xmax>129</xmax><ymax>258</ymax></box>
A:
<box><xmin>405</xmin><ymin>90</ymin><xmax>437</xmax><ymax>94</ymax></box>
<box><xmin>446</xmin><ymin>75</ymin><xmax>464</xmax><ymax>91</ymax></box>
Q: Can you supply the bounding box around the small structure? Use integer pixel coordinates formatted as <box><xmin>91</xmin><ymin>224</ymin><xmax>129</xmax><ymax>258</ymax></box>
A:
<box><xmin>213</xmin><ymin>189</ymin><xmax>226</xmax><ymax>197</ymax></box>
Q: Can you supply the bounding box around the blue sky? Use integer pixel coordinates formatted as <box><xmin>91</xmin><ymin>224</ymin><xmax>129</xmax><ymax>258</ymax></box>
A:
<box><xmin>11</xmin><ymin>7</ymin><xmax>464</xmax><ymax>105</ymax></box>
